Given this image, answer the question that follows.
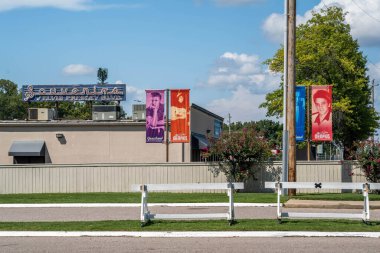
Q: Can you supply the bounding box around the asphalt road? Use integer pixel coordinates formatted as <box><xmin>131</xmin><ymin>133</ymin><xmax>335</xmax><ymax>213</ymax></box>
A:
<box><xmin>0</xmin><ymin>206</ymin><xmax>380</xmax><ymax>221</ymax></box>
<box><xmin>0</xmin><ymin>206</ymin><xmax>379</xmax><ymax>252</ymax></box>
<box><xmin>0</xmin><ymin>237</ymin><xmax>379</xmax><ymax>253</ymax></box>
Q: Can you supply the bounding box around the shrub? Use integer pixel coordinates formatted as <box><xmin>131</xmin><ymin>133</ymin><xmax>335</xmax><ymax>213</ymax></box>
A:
<box><xmin>204</xmin><ymin>128</ymin><xmax>272</xmax><ymax>183</ymax></box>
<box><xmin>353</xmin><ymin>141</ymin><xmax>380</xmax><ymax>186</ymax></box>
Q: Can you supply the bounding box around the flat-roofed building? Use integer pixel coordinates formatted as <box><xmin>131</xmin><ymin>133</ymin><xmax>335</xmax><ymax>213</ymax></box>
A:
<box><xmin>0</xmin><ymin>104</ymin><xmax>223</xmax><ymax>164</ymax></box>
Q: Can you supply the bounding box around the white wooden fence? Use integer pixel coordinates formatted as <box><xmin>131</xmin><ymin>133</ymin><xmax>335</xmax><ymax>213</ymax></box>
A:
<box><xmin>265</xmin><ymin>181</ymin><xmax>380</xmax><ymax>222</ymax></box>
<box><xmin>0</xmin><ymin>161</ymin><xmax>367</xmax><ymax>194</ymax></box>
<box><xmin>131</xmin><ymin>183</ymin><xmax>244</xmax><ymax>225</ymax></box>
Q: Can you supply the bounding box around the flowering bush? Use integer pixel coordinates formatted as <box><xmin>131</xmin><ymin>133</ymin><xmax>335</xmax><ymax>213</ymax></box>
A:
<box><xmin>204</xmin><ymin>128</ymin><xmax>272</xmax><ymax>182</ymax></box>
<box><xmin>353</xmin><ymin>141</ymin><xmax>380</xmax><ymax>186</ymax></box>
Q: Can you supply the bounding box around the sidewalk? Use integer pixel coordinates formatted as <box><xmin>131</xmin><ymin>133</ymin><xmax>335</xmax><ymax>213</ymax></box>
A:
<box><xmin>284</xmin><ymin>199</ymin><xmax>380</xmax><ymax>209</ymax></box>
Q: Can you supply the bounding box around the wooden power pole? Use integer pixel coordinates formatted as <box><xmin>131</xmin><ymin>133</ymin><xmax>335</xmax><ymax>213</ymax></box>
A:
<box><xmin>287</xmin><ymin>0</ymin><xmax>297</xmax><ymax>196</ymax></box>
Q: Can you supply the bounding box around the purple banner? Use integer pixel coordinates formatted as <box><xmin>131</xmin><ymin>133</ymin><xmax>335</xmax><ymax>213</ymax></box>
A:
<box><xmin>146</xmin><ymin>90</ymin><xmax>165</xmax><ymax>143</ymax></box>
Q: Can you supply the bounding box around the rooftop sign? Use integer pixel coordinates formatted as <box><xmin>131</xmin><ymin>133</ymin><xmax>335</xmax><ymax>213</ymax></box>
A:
<box><xmin>22</xmin><ymin>84</ymin><xmax>126</xmax><ymax>102</ymax></box>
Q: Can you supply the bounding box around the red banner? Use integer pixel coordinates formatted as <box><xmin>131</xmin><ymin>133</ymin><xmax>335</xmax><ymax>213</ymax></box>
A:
<box><xmin>311</xmin><ymin>85</ymin><xmax>333</xmax><ymax>141</ymax></box>
<box><xmin>171</xmin><ymin>89</ymin><xmax>190</xmax><ymax>143</ymax></box>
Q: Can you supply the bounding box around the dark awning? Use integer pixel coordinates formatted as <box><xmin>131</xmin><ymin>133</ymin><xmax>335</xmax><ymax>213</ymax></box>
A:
<box><xmin>191</xmin><ymin>133</ymin><xmax>209</xmax><ymax>150</ymax></box>
<box><xmin>8</xmin><ymin>140</ymin><xmax>45</xmax><ymax>156</ymax></box>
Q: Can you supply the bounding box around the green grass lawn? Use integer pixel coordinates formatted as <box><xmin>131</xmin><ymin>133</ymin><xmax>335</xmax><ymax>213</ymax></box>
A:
<box><xmin>0</xmin><ymin>192</ymin><xmax>379</xmax><ymax>204</ymax></box>
<box><xmin>0</xmin><ymin>192</ymin><xmax>283</xmax><ymax>204</ymax></box>
<box><xmin>0</xmin><ymin>219</ymin><xmax>379</xmax><ymax>232</ymax></box>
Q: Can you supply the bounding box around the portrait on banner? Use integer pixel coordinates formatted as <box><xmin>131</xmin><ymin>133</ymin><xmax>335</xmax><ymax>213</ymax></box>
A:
<box><xmin>146</xmin><ymin>90</ymin><xmax>165</xmax><ymax>143</ymax></box>
<box><xmin>311</xmin><ymin>85</ymin><xmax>333</xmax><ymax>141</ymax></box>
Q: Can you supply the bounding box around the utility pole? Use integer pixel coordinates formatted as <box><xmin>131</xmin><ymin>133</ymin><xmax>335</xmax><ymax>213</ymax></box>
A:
<box><xmin>371</xmin><ymin>79</ymin><xmax>379</xmax><ymax>143</ymax></box>
<box><xmin>228</xmin><ymin>113</ymin><xmax>231</xmax><ymax>134</ymax></box>
<box><xmin>282</xmin><ymin>0</ymin><xmax>289</xmax><ymax>193</ymax></box>
<box><xmin>371</xmin><ymin>79</ymin><xmax>377</xmax><ymax>107</ymax></box>
<box><xmin>287</xmin><ymin>0</ymin><xmax>297</xmax><ymax>196</ymax></box>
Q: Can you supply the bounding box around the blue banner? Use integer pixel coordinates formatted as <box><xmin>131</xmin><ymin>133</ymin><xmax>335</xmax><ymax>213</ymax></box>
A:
<box><xmin>22</xmin><ymin>84</ymin><xmax>126</xmax><ymax>102</ymax></box>
<box><xmin>296</xmin><ymin>86</ymin><xmax>306</xmax><ymax>142</ymax></box>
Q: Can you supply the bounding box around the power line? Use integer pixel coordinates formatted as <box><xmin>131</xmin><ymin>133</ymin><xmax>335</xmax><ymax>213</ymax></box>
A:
<box><xmin>322</xmin><ymin>0</ymin><xmax>380</xmax><ymax>23</ymax></box>
<box><xmin>321</xmin><ymin>0</ymin><xmax>380</xmax><ymax>73</ymax></box>
<box><xmin>368</xmin><ymin>59</ymin><xmax>380</xmax><ymax>72</ymax></box>
<box><xmin>351</xmin><ymin>0</ymin><xmax>380</xmax><ymax>23</ymax></box>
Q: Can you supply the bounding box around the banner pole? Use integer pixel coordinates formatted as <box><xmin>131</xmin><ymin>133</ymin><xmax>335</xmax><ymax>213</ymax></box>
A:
<box><xmin>166</xmin><ymin>89</ymin><xmax>170</xmax><ymax>162</ymax></box>
<box><xmin>307</xmin><ymin>85</ymin><xmax>310</xmax><ymax>161</ymax></box>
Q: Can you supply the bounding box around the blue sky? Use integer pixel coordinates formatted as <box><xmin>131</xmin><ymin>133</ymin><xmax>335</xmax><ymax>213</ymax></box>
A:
<box><xmin>1</xmin><ymin>0</ymin><xmax>380</xmax><ymax>122</ymax></box>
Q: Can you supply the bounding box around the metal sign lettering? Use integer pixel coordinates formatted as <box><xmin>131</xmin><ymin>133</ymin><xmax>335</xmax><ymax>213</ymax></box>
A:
<box><xmin>22</xmin><ymin>84</ymin><xmax>126</xmax><ymax>102</ymax></box>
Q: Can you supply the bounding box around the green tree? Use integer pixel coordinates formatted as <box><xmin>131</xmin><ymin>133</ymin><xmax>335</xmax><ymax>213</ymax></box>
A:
<box><xmin>58</xmin><ymin>102</ymin><xmax>92</xmax><ymax>119</ymax></box>
<box><xmin>260</xmin><ymin>7</ymin><xmax>378</xmax><ymax>150</ymax></box>
<box><xmin>206</xmin><ymin>128</ymin><xmax>272</xmax><ymax>182</ymax></box>
<box><xmin>97</xmin><ymin>68</ymin><xmax>108</xmax><ymax>85</ymax></box>
<box><xmin>254</xmin><ymin>120</ymin><xmax>282</xmax><ymax>148</ymax></box>
<box><xmin>32</xmin><ymin>101</ymin><xmax>92</xmax><ymax>120</ymax></box>
<box><xmin>223</xmin><ymin>120</ymin><xmax>282</xmax><ymax>148</ymax></box>
<box><xmin>0</xmin><ymin>79</ymin><xmax>27</xmax><ymax>120</ymax></box>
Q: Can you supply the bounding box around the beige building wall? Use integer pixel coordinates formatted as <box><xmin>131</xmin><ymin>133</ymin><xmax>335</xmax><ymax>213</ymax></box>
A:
<box><xmin>0</xmin><ymin>121</ymin><xmax>191</xmax><ymax>164</ymax></box>
<box><xmin>191</xmin><ymin>105</ymin><xmax>223</xmax><ymax>137</ymax></box>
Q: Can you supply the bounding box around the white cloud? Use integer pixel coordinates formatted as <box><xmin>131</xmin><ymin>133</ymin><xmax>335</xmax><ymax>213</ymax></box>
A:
<box><xmin>115</xmin><ymin>80</ymin><xmax>144</xmax><ymax>101</ymax></box>
<box><xmin>202</xmin><ymin>52</ymin><xmax>280</xmax><ymax>122</ymax></box>
<box><xmin>335</xmin><ymin>0</ymin><xmax>380</xmax><ymax>46</ymax></box>
<box><xmin>207</xmin><ymin>85</ymin><xmax>270</xmax><ymax>122</ymax></box>
<box><xmin>117</xmin><ymin>83</ymin><xmax>145</xmax><ymax>117</ymax></box>
<box><xmin>203</xmin><ymin>52</ymin><xmax>281</xmax><ymax>94</ymax></box>
<box><xmin>262</xmin><ymin>0</ymin><xmax>380</xmax><ymax>46</ymax></box>
<box><xmin>213</xmin><ymin>0</ymin><xmax>263</xmax><ymax>6</ymax></box>
<box><xmin>0</xmin><ymin>0</ymin><xmax>145</xmax><ymax>12</ymax></box>
<box><xmin>262</xmin><ymin>13</ymin><xmax>285</xmax><ymax>43</ymax></box>
<box><xmin>124</xmin><ymin>84</ymin><xmax>145</xmax><ymax>101</ymax></box>
<box><xmin>262</xmin><ymin>12</ymin><xmax>310</xmax><ymax>43</ymax></box>
<box><xmin>0</xmin><ymin>0</ymin><xmax>92</xmax><ymax>11</ymax></box>
<box><xmin>62</xmin><ymin>64</ymin><xmax>96</xmax><ymax>75</ymax></box>
<box><xmin>368</xmin><ymin>62</ymin><xmax>380</xmax><ymax>82</ymax></box>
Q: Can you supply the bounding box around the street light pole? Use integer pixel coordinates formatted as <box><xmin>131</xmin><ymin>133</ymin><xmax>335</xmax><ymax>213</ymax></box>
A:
<box><xmin>282</xmin><ymin>0</ymin><xmax>289</xmax><ymax>193</ymax></box>
<box><xmin>371</xmin><ymin>79</ymin><xmax>379</xmax><ymax>143</ymax></box>
<box><xmin>228</xmin><ymin>113</ymin><xmax>231</xmax><ymax>135</ymax></box>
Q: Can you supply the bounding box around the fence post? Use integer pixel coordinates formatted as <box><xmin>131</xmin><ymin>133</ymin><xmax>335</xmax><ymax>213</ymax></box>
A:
<box><xmin>140</xmin><ymin>184</ymin><xmax>148</xmax><ymax>224</ymax></box>
<box><xmin>276</xmin><ymin>181</ymin><xmax>282</xmax><ymax>221</ymax></box>
<box><xmin>228</xmin><ymin>182</ymin><xmax>235</xmax><ymax>224</ymax></box>
<box><xmin>363</xmin><ymin>183</ymin><xmax>370</xmax><ymax>222</ymax></box>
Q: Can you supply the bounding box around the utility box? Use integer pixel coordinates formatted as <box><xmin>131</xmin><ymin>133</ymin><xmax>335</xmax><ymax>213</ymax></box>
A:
<box><xmin>28</xmin><ymin>108</ymin><xmax>57</xmax><ymax>121</ymax></box>
<box><xmin>92</xmin><ymin>105</ymin><xmax>120</xmax><ymax>121</ymax></box>
<box><xmin>132</xmin><ymin>104</ymin><xmax>146</xmax><ymax>121</ymax></box>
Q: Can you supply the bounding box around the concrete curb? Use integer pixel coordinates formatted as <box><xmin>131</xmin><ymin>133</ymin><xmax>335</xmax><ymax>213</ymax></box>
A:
<box><xmin>0</xmin><ymin>231</ymin><xmax>379</xmax><ymax>238</ymax></box>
